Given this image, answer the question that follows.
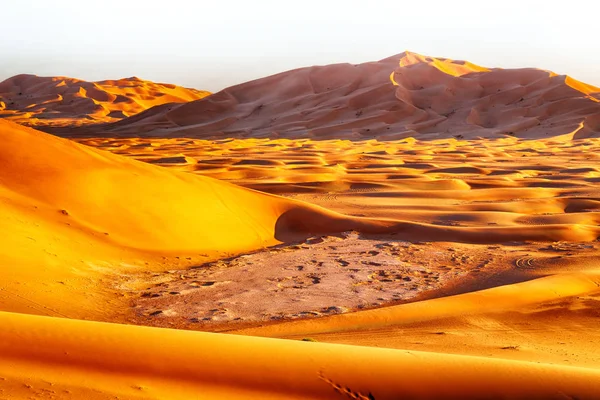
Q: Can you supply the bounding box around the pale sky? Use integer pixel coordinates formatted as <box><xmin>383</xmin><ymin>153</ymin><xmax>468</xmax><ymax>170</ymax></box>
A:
<box><xmin>1</xmin><ymin>0</ymin><xmax>598</xmax><ymax>92</ymax></box>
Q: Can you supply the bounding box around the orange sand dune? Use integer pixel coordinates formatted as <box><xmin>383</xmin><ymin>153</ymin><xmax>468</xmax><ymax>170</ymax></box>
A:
<box><xmin>2</xmin><ymin>120</ymin><xmax>510</xmax><ymax>318</ymax></box>
<box><xmin>90</xmin><ymin>51</ymin><xmax>600</xmax><ymax>140</ymax></box>
<box><xmin>3</xmin><ymin>119</ymin><xmax>599</xmax><ymax>319</ymax></box>
<box><xmin>0</xmin><ymin>74</ymin><xmax>210</xmax><ymax>127</ymax></box>
<box><xmin>0</xmin><ymin>120</ymin><xmax>375</xmax><ymax>318</ymax></box>
<box><xmin>0</xmin><ymin>309</ymin><xmax>599</xmax><ymax>399</ymax></box>
<box><xmin>233</xmin><ymin>270</ymin><xmax>600</xmax><ymax>373</ymax></box>
<box><xmin>72</xmin><ymin>135</ymin><xmax>600</xmax><ymax>243</ymax></box>
<box><xmin>70</xmin><ymin>134</ymin><xmax>600</xmax><ymax>357</ymax></box>
<box><xmin>236</xmin><ymin>270</ymin><xmax>600</xmax><ymax>340</ymax></box>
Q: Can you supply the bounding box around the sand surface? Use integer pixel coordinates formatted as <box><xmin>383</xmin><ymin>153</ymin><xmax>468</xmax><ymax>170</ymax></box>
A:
<box><xmin>1</xmin><ymin>53</ymin><xmax>600</xmax><ymax>398</ymax></box>
<box><xmin>2</xmin><ymin>309</ymin><xmax>599</xmax><ymax>399</ymax></box>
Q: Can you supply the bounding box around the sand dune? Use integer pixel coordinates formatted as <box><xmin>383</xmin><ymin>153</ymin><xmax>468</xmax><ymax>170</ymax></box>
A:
<box><xmin>1</xmin><ymin>308</ymin><xmax>599</xmax><ymax>400</ymax></box>
<box><xmin>1</xmin><ymin>120</ymin><xmax>485</xmax><ymax>318</ymax></box>
<box><xmin>60</xmin><ymin>129</ymin><xmax>600</xmax><ymax>387</ymax></box>
<box><xmin>83</xmin><ymin>51</ymin><xmax>600</xmax><ymax>141</ymax></box>
<box><xmin>0</xmin><ymin>74</ymin><xmax>210</xmax><ymax>127</ymax></box>
<box><xmin>129</xmin><ymin>233</ymin><xmax>600</xmax><ymax>331</ymax></box>
<box><xmin>236</xmin><ymin>270</ymin><xmax>600</xmax><ymax>339</ymax></box>
<box><xmin>234</xmin><ymin>270</ymin><xmax>600</xmax><ymax>372</ymax></box>
<box><xmin>72</xmin><ymin>135</ymin><xmax>600</xmax><ymax>243</ymax></box>
<box><xmin>0</xmin><ymin>120</ymin><xmax>348</xmax><ymax>317</ymax></box>
<box><xmin>62</xmin><ymin>125</ymin><xmax>600</xmax><ymax>387</ymax></box>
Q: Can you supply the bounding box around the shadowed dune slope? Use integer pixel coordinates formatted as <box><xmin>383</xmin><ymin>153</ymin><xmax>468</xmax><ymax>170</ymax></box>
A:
<box><xmin>0</xmin><ymin>74</ymin><xmax>210</xmax><ymax>127</ymax></box>
<box><xmin>101</xmin><ymin>51</ymin><xmax>600</xmax><ymax>140</ymax></box>
<box><xmin>2</xmin><ymin>120</ymin><xmax>598</xmax><ymax>262</ymax></box>
<box><xmin>0</xmin><ymin>309</ymin><xmax>599</xmax><ymax>399</ymax></box>
<box><xmin>1</xmin><ymin>120</ymin><xmax>438</xmax><ymax>317</ymax></box>
<box><xmin>0</xmin><ymin>120</ymin><xmax>342</xmax><ymax>317</ymax></box>
<box><xmin>0</xmin><ymin>120</ymin><xmax>377</xmax><ymax>257</ymax></box>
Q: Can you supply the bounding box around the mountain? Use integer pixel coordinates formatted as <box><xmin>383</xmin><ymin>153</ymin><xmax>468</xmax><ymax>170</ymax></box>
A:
<box><xmin>101</xmin><ymin>51</ymin><xmax>600</xmax><ymax>140</ymax></box>
<box><xmin>0</xmin><ymin>74</ymin><xmax>210</xmax><ymax>127</ymax></box>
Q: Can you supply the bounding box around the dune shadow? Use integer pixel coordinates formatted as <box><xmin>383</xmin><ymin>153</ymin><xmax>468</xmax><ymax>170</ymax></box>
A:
<box><xmin>274</xmin><ymin>206</ymin><xmax>600</xmax><ymax>245</ymax></box>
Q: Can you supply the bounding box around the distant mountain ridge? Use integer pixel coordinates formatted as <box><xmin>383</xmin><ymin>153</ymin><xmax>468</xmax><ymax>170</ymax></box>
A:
<box><xmin>98</xmin><ymin>51</ymin><xmax>600</xmax><ymax>140</ymax></box>
<box><xmin>0</xmin><ymin>74</ymin><xmax>210</xmax><ymax>127</ymax></box>
<box><xmin>3</xmin><ymin>52</ymin><xmax>599</xmax><ymax>140</ymax></box>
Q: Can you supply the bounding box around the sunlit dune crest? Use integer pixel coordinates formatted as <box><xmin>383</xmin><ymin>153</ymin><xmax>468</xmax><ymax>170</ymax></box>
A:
<box><xmin>0</xmin><ymin>74</ymin><xmax>210</xmax><ymax>127</ymax></box>
<box><xmin>565</xmin><ymin>75</ymin><xmax>600</xmax><ymax>101</ymax></box>
<box><xmin>397</xmin><ymin>51</ymin><xmax>491</xmax><ymax>76</ymax></box>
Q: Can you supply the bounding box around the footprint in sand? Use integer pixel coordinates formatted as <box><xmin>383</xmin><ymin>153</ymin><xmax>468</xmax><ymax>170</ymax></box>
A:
<box><xmin>515</xmin><ymin>257</ymin><xmax>536</xmax><ymax>269</ymax></box>
<box><xmin>336</xmin><ymin>258</ymin><xmax>350</xmax><ymax>267</ymax></box>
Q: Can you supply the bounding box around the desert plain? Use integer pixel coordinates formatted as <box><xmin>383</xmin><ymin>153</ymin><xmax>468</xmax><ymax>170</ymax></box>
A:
<box><xmin>0</xmin><ymin>52</ymin><xmax>599</xmax><ymax>399</ymax></box>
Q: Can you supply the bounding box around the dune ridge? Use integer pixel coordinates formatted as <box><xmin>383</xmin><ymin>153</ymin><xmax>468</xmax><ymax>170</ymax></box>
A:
<box><xmin>229</xmin><ymin>269</ymin><xmax>600</xmax><ymax>375</ymax></box>
<box><xmin>85</xmin><ymin>51</ymin><xmax>600</xmax><ymax>141</ymax></box>
<box><xmin>0</xmin><ymin>74</ymin><xmax>210</xmax><ymax>127</ymax></box>
<box><xmin>0</xmin><ymin>309</ymin><xmax>599</xmax><ymax>399</ymax></box>
<box><xmin>235</xmin><ymin>270</ymin><xmax>600</xmax><ymax>338</ymax></box>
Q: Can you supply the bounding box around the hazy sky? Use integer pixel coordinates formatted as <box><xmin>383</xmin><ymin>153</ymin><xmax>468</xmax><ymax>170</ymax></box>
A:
<box><xmin>2</xmin><ymin>0</ymin><xmax>598</xmax><ymax>92</ymax></box>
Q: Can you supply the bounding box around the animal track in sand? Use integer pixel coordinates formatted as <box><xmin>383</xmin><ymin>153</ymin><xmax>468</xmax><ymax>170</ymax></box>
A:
<box><xmin>267</xmin><ymin>274</ymin><xmax>323</xmax><ymax>290</ymax></box>
<box><xmin>319</xmin><ymin>372</ymin><xmax>376</xmax><ymax>400</ymax></box>
<box><xmin>540</xmin><ymin>242</ymin><xmax>596</xmax><ymax>253</ymax></box>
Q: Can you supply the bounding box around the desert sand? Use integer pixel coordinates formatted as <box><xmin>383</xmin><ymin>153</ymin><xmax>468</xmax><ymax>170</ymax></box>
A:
<box><xmin>0</xmin><ymin>52</ymin><xmax>599</xmax><ymax>399</ymax></box>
